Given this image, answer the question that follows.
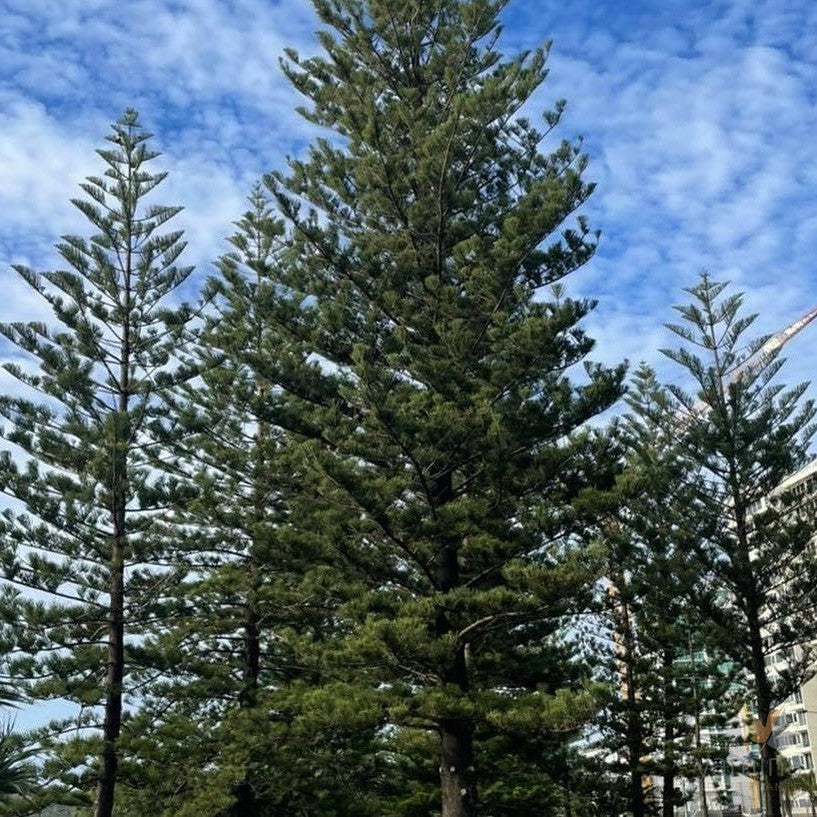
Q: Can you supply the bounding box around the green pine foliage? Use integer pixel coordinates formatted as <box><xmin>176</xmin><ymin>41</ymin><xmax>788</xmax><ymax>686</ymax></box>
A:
<box><xmin>4</xmin><ymin>4</ymin><xmax>816</xmax><ymax>817</ymax></box>
<box><xmin>237</xmin><ymin>1</ymin><xmax>626</xmax><ymax>814</ymax></box>
<box><xmin>112</xmin><ymin>187</ymin><xmax>369</xmax><ymax>817</ymax></box>
<box><xmin>0</xmin><ymin>110</ymin><xmax>195</xmax><ymax>817</ymax></box>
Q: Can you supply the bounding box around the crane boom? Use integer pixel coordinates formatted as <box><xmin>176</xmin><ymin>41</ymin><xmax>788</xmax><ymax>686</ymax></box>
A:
<box><xmin>724</xmin><ymin>304</ymin><xmax>817</xmax><ymax>386</ymax></box>
<box><xmin>682</xmin><ymin>303</ymin><xmax>817</xmax><ymax>420</ymax></box>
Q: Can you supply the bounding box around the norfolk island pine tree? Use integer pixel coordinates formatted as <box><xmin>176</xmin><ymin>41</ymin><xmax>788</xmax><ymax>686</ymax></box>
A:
<box><xmin>113</xmin><ymin>188</ymin><xmax>377</xmax><ymax>817</ymax></box>
<box><xmin>238</xmin><ymin>1</ymin><xmax>625</xmax><ymax>814</ymax></box>
<box><xmin>0</xmin><ymin>110</ymin><xmax>196</xmax><ymax>817</ymax></box>
<box><xmin>119</xmin><ymin>188</ymin><xmax>297</xmax><ymax>817</ymax></box>
<box><xmin>588</xmin><ymin>366</ymin><xmax>743</xmax><ymax>817</ymax></box>
<box><xmin>662</xmin><ymin>274</ymin><xmax>817</xmax><ymax>817</ymax></box>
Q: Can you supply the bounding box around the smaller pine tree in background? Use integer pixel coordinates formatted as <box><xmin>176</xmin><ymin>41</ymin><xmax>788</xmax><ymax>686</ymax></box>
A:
<box><xmin>114</xmin><ymin>187</ymin><xmax>383</xmax><ymax>817</ymax></box>
<box><xmin>662</xmin><ymin>274</ymin><xmax>817</xmax><ymax>817</ymax></box>
<box><xmin>593</xmin><ymin>365</ymin><xmax>743</xmax><ymax>817</ymax></box>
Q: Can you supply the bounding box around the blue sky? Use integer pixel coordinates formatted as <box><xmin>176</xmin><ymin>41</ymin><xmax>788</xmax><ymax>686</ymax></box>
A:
<box><xmin>3</xmin><ymin>0</ymin><xmax>817</xmax><ymax>389</ymax></box>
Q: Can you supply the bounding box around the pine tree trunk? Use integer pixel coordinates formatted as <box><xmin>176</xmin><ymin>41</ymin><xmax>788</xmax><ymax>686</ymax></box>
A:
<box><xmin>95</xmin><ymin>199</ymin><xmax>133</xmax><ymax>817</ymax></box>
<box><xmin>433</xmin><ymin>472</ymin><xmax>477</xmax><ymax>817</ymax></box>
<box><xmin>749</xmin><ymin>609</ymin><xmax>782</xmax><ymax>817</ymax></box>
<box><xmin>661</xmin><ymin>760</ymin><xmax>675</xmax><ymax>817</ymax></box>
<box><xmin>94</xmin><ymin>535</ymin><xmax>125</xmax><ymax>817</ymax></box>
<box><xmin>230</xmin><ymin>610</ymin><xmax>260</xmax><ymax>817</ymax></box>
<box><xmin>763</xmin><ymin>741</ymin><xmax>783</xmax><ymax>817</ymax></box>
<box><xmin>689</xmin><ymin>635</ymin><xmax>709</xmax><ymax>817</ymax></box>
<box><xmin>697</xmin><ymin>772</ymin><xmax>708</xmax><ymax>817</ymax></box>
<box><xmin>231</xmin><ymin>384</ymin><xmax>265</xmax><ymax>817</ymax></box>
<box><xmin>662</xmin><ymin>647</ymin><xmax>676</xmax><ymax>817</ymax></box>
<box><xmin>661</xmin><ymin>745</ymin><xmax>675</xmax><ymax>816</ymax></box>
<box><xmin>757</xmin><ymin>683</ymin><xmax>782</xmax><ymax>816</ymax></box>
<box><xmin>619</xmin><ymin>592</ymin><xmax>646</xmax><ymax>817</ymax></box>
<box><xmin>440</xmin><ymin>716</ymin><xmax>477</xmax><ymax>817</ymax></box>
<box><xmin>231</xmin><ymin>781</ymin><xmax>256</xmax><ymax>817</ymax></box>
<box><xmin>240</xmin><ymin>611</ymin><xmax>261</xmax><ymax>707</ymax></box>
<box><xmin>95</xmin><ymin>422</ymin><xmax>128</xmax><ymax>817</ymax></box>
<box><xmin>629</xmin><ymin>751</ymin><xmax>646</xmax><ymax>817</ymax></box>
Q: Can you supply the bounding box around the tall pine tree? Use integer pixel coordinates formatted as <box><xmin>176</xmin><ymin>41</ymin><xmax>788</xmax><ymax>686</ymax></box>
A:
<box><xmin>0</xmin><ymin>110</ymin><xmax>195</xmax><ymax>817</ymax></box>
<box><xmin>247</xmin><ymin>1</ymin><xmax>625</xmax><ymax>814</ymax></box>
<box><xmin>662</xmin><ymin>274</ymin><xmax>817</xmax><ymax>817</ymax></box>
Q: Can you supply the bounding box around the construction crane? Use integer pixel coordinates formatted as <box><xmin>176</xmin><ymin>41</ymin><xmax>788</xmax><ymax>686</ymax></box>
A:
<box><xmin>684</xmin><ymin>303</ymin><xmax>817</xmax><ymax>419</ymax></box>
<box><xmin>723</xmin><ymin>304</ymin><xmax>817</xmax><ymax>387</ymax></box>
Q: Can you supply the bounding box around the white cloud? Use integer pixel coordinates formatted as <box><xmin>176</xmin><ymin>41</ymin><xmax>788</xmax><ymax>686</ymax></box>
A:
<box><xmin>1</xmin><ymin>0</ymin><xmax>815</xmax><ymax>388</ymax></box>
<box><xmin>0</xmin><ymin>0</ymin><xmax>322</xmax><ymax>335</ymax></box>
<box><xmin>497</xmin><ymin>0</ymin><xmax>817</xmax><ymax>396</ymax></box>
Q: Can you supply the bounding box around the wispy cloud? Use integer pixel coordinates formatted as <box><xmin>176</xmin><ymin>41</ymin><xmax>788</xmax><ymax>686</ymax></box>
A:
<box><xmin>503</xmin><ymin>0</ymin><xmax>817</xmax><ymax>388</ymax></box>
<box><xmin>0</xmin><ymin>0</ymin><xmax>319</xmax><ymax>277</ymax></box>
<box><xmin>2</xmin><ymin>0</ymin><xmax>817</xmax><ymax>385</ymax></box>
